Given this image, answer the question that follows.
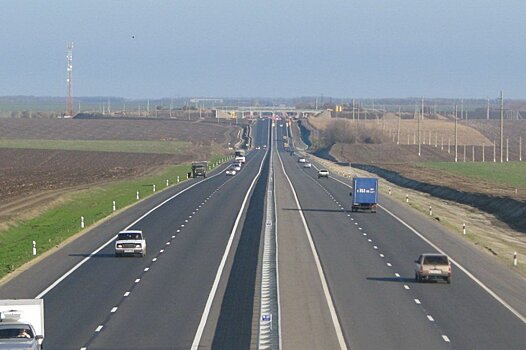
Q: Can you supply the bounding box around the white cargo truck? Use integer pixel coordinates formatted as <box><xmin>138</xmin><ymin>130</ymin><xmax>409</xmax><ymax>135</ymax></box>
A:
<box><xmin>0</xmin><ymin>299</ymin><xmax>44</xmax><ymax>350</ymax></box>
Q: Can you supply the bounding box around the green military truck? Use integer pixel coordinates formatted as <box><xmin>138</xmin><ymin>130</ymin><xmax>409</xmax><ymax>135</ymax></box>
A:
<box><xmin>191</xmin><ymin>161</ymin><xmax>208</xmax><ymax>178</ymax></box>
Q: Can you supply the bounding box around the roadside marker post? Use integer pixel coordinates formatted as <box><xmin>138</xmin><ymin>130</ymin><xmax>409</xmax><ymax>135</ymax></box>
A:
<box><xmin>81</xmin><ymin>216</ymin><xmax>85</xmax><ymax>229</ymax></box>
<box><xmin>136</xmin><ymin>191</ymin><xmax>140</xmax><ymax>200</ymax></box>
<box><xmin>177</xmin><ymin>176</ymin><xmax>180</xmax><ymax>183</ymax></box>
<box><xmin>153</xmin><ymin>184</ymin><xmax>156</xmax><ymax>192</ymax></box>
<box><xmin>112</xmin><ymin>201</ymin><xmax>116</xmax><ymax>212</ymax></box>
<box><xmin>166</xmin><ymin>179</ymin><xmax>169</xmax><ymax>187</ymax></box>
<box><xmin>463</xmin><ymin>223</ymin><xmax>466</xmax><ymax>235</ymax></box>
<box><xmin>429</xmin><ymin>206</ymin><xmax>432</xmax><ymax>216</ymax></box>
<box><xmin>513</xmin><ymin>252</ymin><xmax>518</xmax><ymax>267</ymax></box>
<box><xmin>32</xmin><ymin>241</ymin><xmax>36</xmax><ymax>256</ymax></box>
<box><xmin>406</xmin><ymin>194</ymin><xmax>409</xmax><ymax>203</ymax></box>
<box><xmin>388</xmin><ymin>187</ymin><xmax>392</xmax><ymax>196</ymax></box>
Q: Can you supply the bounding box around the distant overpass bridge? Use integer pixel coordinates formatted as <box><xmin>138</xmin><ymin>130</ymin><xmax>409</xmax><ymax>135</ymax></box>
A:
<box><xmin>214</xmin><ymin>106</ymin><xmax>323</xmax><ymax>118</ymax></box>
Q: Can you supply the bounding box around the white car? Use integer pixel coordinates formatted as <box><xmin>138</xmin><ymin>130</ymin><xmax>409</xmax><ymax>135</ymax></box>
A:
<box><xmin>303</xmin><ymin>162</ymin><xmax>312</xmax><ymax>168</ymax></box>
<box><xmin>318</xmin><ymin>169</ymin><xmax>329</xmax><ymax>178</ymax></box>
<box><xmin>115</xmin><ymin>230</ymin><xmax>146</xmax><ymax>257</ymax></box>
<box><xmin>298</xmin><ymin>158</ymin><xmax>306</xmax><ymax>163</ymax></box>
<box><xmin>226</xmin><ymin>168</ymin><xmax>237</xmax><ymax>176</ymax></box>
<box><xmin>232</xmin><ymin>163</ymin><xmax>242</xmax><ymax>171</ymax></box>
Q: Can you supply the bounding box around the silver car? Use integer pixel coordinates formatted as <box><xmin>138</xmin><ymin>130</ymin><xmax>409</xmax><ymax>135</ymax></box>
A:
<box><xmin>0</xmin><ymin>322</ymin><xmax>43</xmax><ymax>350</ymax></box>
<box><xmin>115</xmin><ymin>230</ymin><xmax>147</xmax><ymax>257</ymax></box>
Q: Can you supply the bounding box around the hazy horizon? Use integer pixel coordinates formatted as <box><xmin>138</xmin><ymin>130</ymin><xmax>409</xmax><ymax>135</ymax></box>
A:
<box><xmin>1</xmin><ymin>1</ymin><xmax>525</xmax><ymax>99</ymax></box>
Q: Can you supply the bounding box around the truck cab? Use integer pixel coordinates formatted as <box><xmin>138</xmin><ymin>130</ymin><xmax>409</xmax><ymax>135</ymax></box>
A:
<box><xmin>191</xmin><ymin>161</ymin><xmax>208</xmax><ymax>178</ymax></box>
<box><xmin>0</xmin><ymin>300</ymin><xmax>44</xmax><ymax>350</ymax></box>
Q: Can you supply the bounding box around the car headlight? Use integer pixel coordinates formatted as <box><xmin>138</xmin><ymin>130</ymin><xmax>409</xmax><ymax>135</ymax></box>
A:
<box><xmin>135</xmin><ymin>244</ymin><xmax>141</xmax><ymax>248</ymax></box>
<box><xmin>117</xmin><ymin>244</ymin><xmax>122</xmax><ymax>248</ymax></box>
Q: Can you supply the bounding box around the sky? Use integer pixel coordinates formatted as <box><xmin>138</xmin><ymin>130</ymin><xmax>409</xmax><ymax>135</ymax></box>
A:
<box><xmin>0</xmin><ymin>0</ymin><xmax>525</xmax><ymax>99</ymax></box>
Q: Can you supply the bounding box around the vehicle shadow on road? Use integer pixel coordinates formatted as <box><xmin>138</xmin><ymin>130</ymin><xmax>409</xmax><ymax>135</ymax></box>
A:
<box><xmin>366</xmin><ymin>276</ymin><xmax>416</xmax><ymax>284</ymax></box>
<box><xmin>282</xmin><ymin>208</ymin><xmax>347</xmax><ymax>213</ymax></box>
<box><xmin>68</xmin><ymin>253</ymin><xmax>116</xmax><ymax>258</ymax></box>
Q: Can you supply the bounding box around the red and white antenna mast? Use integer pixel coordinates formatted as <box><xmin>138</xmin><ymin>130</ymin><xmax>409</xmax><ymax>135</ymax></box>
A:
<box><xmin>66</xmin><ymin>42</ymin><xmax>74</xmax><ymax>116</ymax></box>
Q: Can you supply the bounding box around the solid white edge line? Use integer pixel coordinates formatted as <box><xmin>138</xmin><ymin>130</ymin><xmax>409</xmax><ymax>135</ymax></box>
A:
<box><xmin>276</xmin><ymin>145</ymin><xmax>348</xmax><ymax>349</ymax></box>
<box><xmin>35</xmin><ymin>165</ymin><xmax>229</xmax><ymax>299</ymax></box>
<box><xmin>329</xmin><ymin>174</ymin><xmax>526</xmax><ymax>325</ymax></box>
<box><xmin>191</xmin><ymin>144</ymin><xmax>269</xmax><ymax>349</ymax></box>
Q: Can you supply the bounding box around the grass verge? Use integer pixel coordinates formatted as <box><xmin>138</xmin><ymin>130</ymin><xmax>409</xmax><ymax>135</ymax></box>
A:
<box><xmin>0</xmin><ymin>162</ymin><xmax>194</xmax><ymax>278</ymax></box>
<box><xmin>418</xmin><ymin>161</ymin><xmax>526</xmax><ymax>189</ymax></box>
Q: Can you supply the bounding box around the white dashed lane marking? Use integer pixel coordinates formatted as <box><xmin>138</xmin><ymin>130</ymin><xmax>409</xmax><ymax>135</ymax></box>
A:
<box><xmin>95</xmin><ymin>325</ymin><xmax>103</xmax><ymax>332</ymax></box>
<box><xmin>144</xmin><ymin>267</ymin><xmax>149</xmax><ymax>272</ymax></box>
<box><xmin>111</xmin><ymin>307</ymin><xmax>118</xmax><ymax>313</ymax></box>
<box><xmin>415</xmin><ymin>299</ymin><xmax>421</xmax><ymax>305</ymax></box>
<box><xmin>442</xmin><ymin>335</ymin><xmax>451</xmax><ymax>343</ymax></box>
<box><xmin>134</xmin><ymin>279</ymin><xmax>141</xmax><ymax>283</ymax></box>
<box><xmin>427</xmin><ymin>315</ymin><xmax>435</xmax><ymax>322</ymax></box>
<box><xmin>386</xmin><ymin>263</ymin><xmax>392</xmax><ymax>267</ymax></box>
<box><xmin>404</xmin><ymin>285</ymin><xmax>410</xmax><ymax>290</ymax></box>
<box><xmin>124</xmin><ymin>291</ymin><xmax>130</xmax><ymax>297</ymax></box>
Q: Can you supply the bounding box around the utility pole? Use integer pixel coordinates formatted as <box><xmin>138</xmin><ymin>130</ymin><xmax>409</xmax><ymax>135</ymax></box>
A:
<box><xmin>352</xmin><ymin>99</ymin><xmax>355</xmax><ymax>121</ymax></box>
<box><xmin>397</xmin><ymin>105</ymin><xmax>401</xmax><ymax>145</ymax></box>
<box><xmin>418</xmin><ymin>97</ymin><xmax>423</xmax><ymax>157</ymax></box>
<box><xmin>500</xmin><ymin>90</ymin><xmax>504</xmax><ymax>163</ymax></box>
<box><xmin>66</xmin><ymin>42</ymin><xmax>74</xmax><ymax>117</ymax></box>
<box><xmin>455</xmin><ymin>104</ymin><xmax>458</xmax><ymax>162</ymax></box>
<box><xmin>486</xmin><ymin>97</ymin><xmax>490</xmax><ymax>120</ymax></box>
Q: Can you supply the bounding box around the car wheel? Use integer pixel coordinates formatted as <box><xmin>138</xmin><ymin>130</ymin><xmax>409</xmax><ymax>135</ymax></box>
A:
<box><xmin>445</xmin><ymin>277</ymin><xmax>450</xmax><ymax>284</ymax></box>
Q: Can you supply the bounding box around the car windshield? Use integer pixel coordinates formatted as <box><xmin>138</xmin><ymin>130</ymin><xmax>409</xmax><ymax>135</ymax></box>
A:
<box><xmin>423</xmin><ymin>255</ymin><xmax>449</xmax><ymax>265</ymax></box>
<box><xmin>0</xmin><ymin>325</ymin><xmax>34</xmax><ymax>339</ymax></box>
<box><xmin>118</xmin><ymin>232</ymin><xmax>142</xmax><ymax>240</ymax></box>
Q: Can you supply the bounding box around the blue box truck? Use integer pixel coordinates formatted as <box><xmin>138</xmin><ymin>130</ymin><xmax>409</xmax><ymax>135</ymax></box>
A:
<box><xmin>350</xmin><ymin>177</ymin><xmax>379</xmax><ymax>213</ymax></box>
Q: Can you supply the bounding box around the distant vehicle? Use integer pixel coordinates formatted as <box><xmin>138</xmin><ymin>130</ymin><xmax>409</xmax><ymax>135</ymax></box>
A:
<box><xmin>0</xmin><ymin>299</ymin><xmax>44</xmax><ymax>350</ymax></box>
<box><xmin>231</xmin><ymin>163</ymin><xmax>242</xmax><ymax>171</ymax></box>
<box><xmin>303</xmin><ymin>162</ymin><xmax>312</xmax><ymax>168</ymax></box>
<box><xmin>234</xmin><ymin>149</ymin><xmax>246</xmax><ymax>163</ymax></box>
<box><xmin>298</xmin><ymin>158</ymin><xmax>306</xmax><ymax>163</ymax></box>
<box><xmin>318</xmin><ymin>169</ymin><xmax>329</xmax><ymax>178</ymax></box>
<box><xmin>262</xmin><ymin>145</ymin><xmax>267</xmax><ymax>148</ymax></box>
<box><xmin>191</xmin><ymin>161</ymin><xmax>208</xmax><ymax>178</ymax></box>
<box><xmin>256</xmin><ymin>146</ymin><xmax>261</xmax><ymax>150</ymax></box>
<box><xmin>226</xmin><ymin>168</ymin><xmax>237</xmax><ymax>176</ymax></box>
<box><xmin>350</xmin><ymin>177</ymin><xmax>378</xmax><ymax>212</ymax></box>
<box><xmin>115</xmin><ymin>230</ymin><xmax>146</xmax><ymax>257</ymax></box>
<box><xmin>414</xmin><ymin>253</ymin><xmax>451</xmax><ymax>284</ymax></box>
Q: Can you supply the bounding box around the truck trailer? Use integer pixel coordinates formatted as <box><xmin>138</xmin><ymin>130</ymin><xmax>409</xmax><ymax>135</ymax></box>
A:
<box><xmin>350</xmin><ymin>177</ymin><xmax>379</xmax><ymax>213</ymax></box>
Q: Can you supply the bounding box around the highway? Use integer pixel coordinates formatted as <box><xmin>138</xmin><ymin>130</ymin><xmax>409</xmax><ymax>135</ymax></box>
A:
<box><xmin>274</xmin><ymin>122</ymin><xmax>526</xmax><ymax>349</ymax></box>
<box><xmin>0</xmin><ymin>118</ymin><xmax>525</xmax><ymax>349</ymax></box>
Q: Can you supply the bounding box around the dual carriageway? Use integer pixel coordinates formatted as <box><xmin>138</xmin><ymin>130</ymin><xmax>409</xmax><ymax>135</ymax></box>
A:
<box><xmin>0</xmin><ymin>119</ymin><xmax>525</xmax><ymax>349</ymax></box>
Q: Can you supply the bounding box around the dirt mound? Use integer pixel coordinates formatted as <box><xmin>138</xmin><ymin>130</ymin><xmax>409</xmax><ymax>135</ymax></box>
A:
<box><xmin>467</xmin><ymin>120</ymin><xmax>526</xmax><ymax>161</ymax></box>
<box><xmin>329</xmin><ymin>144</ymin><xmax>455</xmax><ymax>163</ymax></box>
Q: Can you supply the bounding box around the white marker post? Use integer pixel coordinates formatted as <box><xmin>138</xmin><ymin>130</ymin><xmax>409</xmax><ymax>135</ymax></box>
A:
<box><xmin>388</xmin><ymin>187</ymin><xmax>392</xmax><ymax>196</ymax></box>
<box><xmin>429</xmin><ymin>206</ymin><xmax>432</xmax><ymax>216</ymax></box>
<box><xmin>463</xmin><ymin>223</ymin><xmax>466</xmax><ymax>235</ymax></box>
<box><xmin>166</xmin><ymin>179</ymin><xmax>169</xmax><ymax>187</ymax></box>
<box><xmin>136</xmin><ymin>191</ymin><xmax>140</xmax><ymax>200</ymax></box>
<box><xmin>112</xmin><ymin>201</ymin><xmax>116</xmax><ymax>212</ymax></box>
<box><xmin>81</xmin><ymin>216</ymin><xmax>85</xmax><ymax>229</ymax></box>
<box><xmin>32</xmin><ymin>241</ymin><xmax>36</xmax><ymax>256</ymax></box>
<box><xmin>153</xmin><ymin>184</ymin><xmax>156</xmax><ymax>192</ymax></box>
<box><xmin>406</xmin><ymin>194</ymin><xmax>409</xmax><ymax>203</ymax></box>
<box><xmin>513</xmin><ymin>252</ymin><xmax>518</xmax><ymax>267</ymax></box>
<box><xmin>177</xmin><ymin>176</ymin><xmax>180</xmax><ymax>183</ymax></box>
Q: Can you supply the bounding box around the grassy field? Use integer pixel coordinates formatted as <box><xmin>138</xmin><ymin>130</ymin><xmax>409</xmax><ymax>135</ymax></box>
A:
<box><xmin>0</xmin><ymin>154</ymin><xmax>231</xmax><ymax>278</ymax></box>
<box><xmin>0</xmin><ymin>139</ymin><xmax>191</xmax><ymax>154</ymax></box>
<box><xmin>418</xmin><ymin>162</ymin><xmax>526</xmax><ymax>188</ymax></box>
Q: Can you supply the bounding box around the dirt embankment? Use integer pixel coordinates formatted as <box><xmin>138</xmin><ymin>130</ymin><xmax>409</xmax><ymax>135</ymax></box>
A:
<box><xmin>351</xmin><ymin>163</ymin><xmax>526</xmax><ymax>233</ymax></box>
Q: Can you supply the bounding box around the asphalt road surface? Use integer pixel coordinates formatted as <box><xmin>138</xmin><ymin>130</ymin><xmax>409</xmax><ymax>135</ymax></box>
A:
<box><xmin>1</xmin><ymin>118</ymin><xmax>525</xmax><ymax>349</ymax></box>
